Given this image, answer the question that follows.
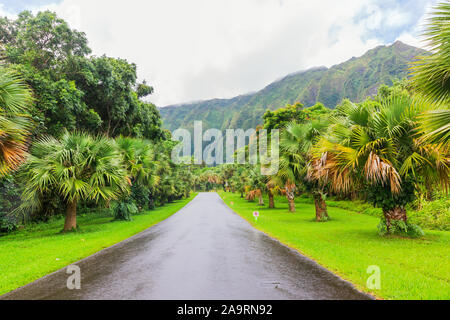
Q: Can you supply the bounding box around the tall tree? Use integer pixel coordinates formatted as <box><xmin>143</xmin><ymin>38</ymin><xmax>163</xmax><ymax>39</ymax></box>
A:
<box><xmin>1</xmin><ymin>11</ymin><xmax>163</xmax><ymax>140</ymax></box>
<box><xmin>263</xmin><ymin>103</ymin><xmax>305</xmax><ymax>132</ymax></box>
<box><xmin>279</xmin><ymin>119</ymin><xmax>330</xmax><ymax>220</ymax></box>
<box><xmin>0</xmin><ymin>11</ymin><xmax>91</xmax><ymax>71</ymax></box>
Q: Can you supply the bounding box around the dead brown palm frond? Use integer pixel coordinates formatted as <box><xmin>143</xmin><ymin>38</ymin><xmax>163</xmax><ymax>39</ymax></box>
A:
<box><xmin>0</xmin><ymin>69</ymin><xmax>33</xmax><ymax>176</ymax></box>
<box><xmin>246</xmin><ymin>189</ymin><xmax>261</xmax><ymax>201</ymax></box>
<box><xmin>308</xmin><ymin>151</ymin><xmax>356</xmax><ymax>195</ymax></box>
<box><xmin>364</xmin><ymin>152</ymin><xmax>402</xmax><ymax>194</ymax></box>
<box><xmin>0</xmin><ymin>137</ymin><xmax>28</xmax><ymax>175</ymax></box>
<box><xmin>325</xmin><ymin>157</ymin><xmax>354</xmax><ymax>194</ymax></box>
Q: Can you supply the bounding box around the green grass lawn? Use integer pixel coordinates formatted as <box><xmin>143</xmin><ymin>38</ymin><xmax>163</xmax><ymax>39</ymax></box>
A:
<box><xmin>219</xmin><ymin>191</ymin><xmax>450</xmax><ymax>300</ymax></box>
<box><xmin>0</xmin><ymin>194</ymin><xmax>197</xmax><ymax>296</ymax></box>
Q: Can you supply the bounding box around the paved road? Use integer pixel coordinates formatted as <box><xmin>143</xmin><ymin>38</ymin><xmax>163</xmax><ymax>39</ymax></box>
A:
<box><xmin>2</xmin><ymin>193</ymin><xmax>371</xmax><ymax>300</ymax></box>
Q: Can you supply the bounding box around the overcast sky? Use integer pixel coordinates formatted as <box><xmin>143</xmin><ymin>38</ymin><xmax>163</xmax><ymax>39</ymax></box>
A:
<box><xmin>0</xmin><ymin>0</ymin><xmax>438</xmax><ymax>106</ymax></box>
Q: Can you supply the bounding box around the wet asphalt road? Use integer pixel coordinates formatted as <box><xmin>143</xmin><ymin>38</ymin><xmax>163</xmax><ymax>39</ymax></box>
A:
<box><xmin>2</xmin><ymin>193</ymin><xmax>371</xmax><ymax>300</ymax></box>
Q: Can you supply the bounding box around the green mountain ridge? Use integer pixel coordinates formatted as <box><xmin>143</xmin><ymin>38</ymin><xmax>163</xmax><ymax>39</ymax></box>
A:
<box><xmin>160</xmin><ymin>41</ymin><xmax>426</xmax><ymax>132</ymax></box>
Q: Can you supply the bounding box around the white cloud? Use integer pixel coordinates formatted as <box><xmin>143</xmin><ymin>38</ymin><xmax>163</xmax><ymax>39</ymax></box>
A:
<box><xmin>394</xmin><ymin>0</ymin><xmax>436</xmax><ymax>50</ymax></box>
<box><xmin>385</xmin><ymin>10</ymin><xmax>412</xmax><ymax>28</ymax></box>
<box><xmin>24</xmin><ymin>0</ymin><xmax>425</xmax><ymax>106</ymax></box>
<box><xmin>0</xmin><ymin>4</ymin><xmax>17</xmax><ymax>19</ymax></box>
<box><xmin>396</xmin><ymin>32</ymin><xmax>423</xmax><ymax>49</ymax></box>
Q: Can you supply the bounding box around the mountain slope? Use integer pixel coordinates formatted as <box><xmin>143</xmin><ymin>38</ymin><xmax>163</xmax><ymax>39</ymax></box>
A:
<box><xmin>160</xmin><ymin>41</ymin><xmax>425</xmax><ymax>132</ymax></box>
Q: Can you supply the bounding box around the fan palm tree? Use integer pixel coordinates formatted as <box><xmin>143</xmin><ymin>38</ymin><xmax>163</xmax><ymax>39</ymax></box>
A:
<box><xmin>116</xmin><ymin>136</ymin><xmax>160</xmax><ymax>189</ymax></box>
<box><xmin>229</xmin><ymin>165</ymin><xmax>249</xmax><ymax>198</ymax></box>
<box><xmin>0</xmin><ymin>68</ymin><xmax>32</xmax><ymax>177</ymax></box>
<box><xmin>278</xmin><ymin>119</ymin><xmax>330</xmax><ymax>220</ymax></box>
<box><xmin>312</xmin><ymin>95</ymin><xmax>449</xmax><ymax>232</ymax></box>
<box><xmin>151</xmin><ymin>143</ymin><xmax>174</xmax><ymax>205</ymax></box>
<box><xmin>19</xmin><ymin>132</ymin><xmax>129</xmax><ymax>231</ymax></box>
<box><xmin>114</xmin><ymin>136</ymin><xmax>161</xmax><ymax>218</ymax></box>
<box><xmin>270</xmin><ymin>158</ymin><xmax>297</xmax><ymax>212</ymax></box>
<box><xmin>247</xmin><ymin>165</ymin><xmax>268</xmax><ymax>206</ymax></box>
<box><xmin>217</xmin><ymin>165</ymin><xmax>230</xmax><ymax>191</ymax></box>
<box><xmin>268</xmin><ymin>123</ymin><xmax>307</xmax><ymax>213</ymax></box>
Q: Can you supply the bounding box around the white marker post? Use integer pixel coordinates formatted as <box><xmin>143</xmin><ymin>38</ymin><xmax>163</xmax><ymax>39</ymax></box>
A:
<box><xmin>253</xmin><ymin>211</ymin><xmax>260</xmax><ymax>222</ymax></box>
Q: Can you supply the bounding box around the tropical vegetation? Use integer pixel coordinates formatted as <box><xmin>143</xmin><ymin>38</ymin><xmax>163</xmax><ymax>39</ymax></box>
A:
<box><xmin>0</xmin><ymin>11</ymin><xmax>192</xmax><ymax>233</ymax></box>
<box><xmin>195</xmin><ymin>2</ymin><xmax>449</xmax><ymax>238</ymax></box>
<box><xmin>0</xmin><ymin>2</ymin><xmax>448</xmax><ymax>301</ymax></box>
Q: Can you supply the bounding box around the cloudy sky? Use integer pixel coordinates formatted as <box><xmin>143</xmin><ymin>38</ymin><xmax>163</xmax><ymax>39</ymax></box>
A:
<box><xmin>0</xmin><ymin>0</ymin><xmax>438</xmax><ymax>106</ymax></box>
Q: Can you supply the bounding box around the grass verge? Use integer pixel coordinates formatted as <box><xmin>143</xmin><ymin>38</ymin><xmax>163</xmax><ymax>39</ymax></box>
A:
<box><xmin>219</xmin><ymin>191</ymin><xmax>449</xmax><ymax>300</ymax></box>
<box><xmin>0</xmin><ymin>194</ymin><xmax>197</xmax><ymax>296</ymax></box>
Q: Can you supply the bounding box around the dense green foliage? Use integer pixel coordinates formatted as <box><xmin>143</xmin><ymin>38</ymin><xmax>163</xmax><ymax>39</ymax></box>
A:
<box><xmin>168</xmin><ymin>2</ymin><xmax>448</xmax><ymax>240</ymax></box>
<box><xmin>19</xmin><ymin>132</ymin><xmax>130</xmax><ymax>231</ymax></box>
<box><xmin>161</xmin><ymin>41</ymin><xmax>425</xmax><ymax>132</ymax></box>
<box><xmin>0</xmin><ymin>4</ymin><xmax>448</xmax><ymax>300</ymax></box>
<box><xmin>0</xmin><ymin>11</ymin><xmax>190</xmax><ymax>233</ymax></box>
<box><xmin>196</xmin><ymin>79</ymin><xmax>448</xmax><ymax>237</ymax></box>
<box><xmin>263</xmin><ymin>102</ymin><xmax>306</xmax><ymax>131</ymax></box>
<box><xmin>312</xmin><ymin>92</ymin><xmax>449</xmax><ymax>236</ymax></box>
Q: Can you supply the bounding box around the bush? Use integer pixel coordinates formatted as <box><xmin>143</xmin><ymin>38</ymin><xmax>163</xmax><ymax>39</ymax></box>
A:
<box><xmin>366</xmin><ymin>179</ymin><xmax>416</xmax><ymax>214</ymax></box>
<box><xmin>408</xmin><ymin>198</ymin><xmax>450</xmax><ymax>231</ymax></box>
<box><xmin>0</xmin><ymin>175</ymin><xmax>23</xmax><ymax>233</ymax></box>
<box><xmin>304</xmin><ymin>192</ymin><xmax>448</xmax><ymax>231</ymax></box>
<box><xmin>0</xmin><ymin>215</ymin><xmax>18</xmax><ymax>233</ymax></box>
<box><xmin>112</xmin><ymin>199</ymin><xmax>138</xmax><ymax>221</ymax></box>
<box><xmin>326</xmin><ymin>198</ymin><xmax>383</xmax><ymax>217</ymax></box>
<box><xmin>130</xmin><ymin>184</ymin><xmax>150</xmax><ymax>211</ymax></box>
<box><xmin>378</xmin><ymin>219</ymin><xmax>424</xmax><ymax>238</ymax></box>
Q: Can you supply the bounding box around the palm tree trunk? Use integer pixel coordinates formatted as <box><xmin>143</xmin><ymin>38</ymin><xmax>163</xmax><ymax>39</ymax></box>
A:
<box><xmin>258</xmin><ymin>192</ymin><xmax>264</xmax><ymax>206</ymax></box>
<box><xmin>64</xmin><ymin>199</ymin><xmax>78</xmax><ymax>232</ymax></box>
<box><xmin>313</xmin><ymin>193</ymin><xmax>328</xmax><ymax>222</ymax></box>
<box><xmin>149</xmin><ymin>198</ymin><xmax>155</xmax><ymax>210</ymax></box>
<box><xmin>383</xmin><ymin>207</ymin><xmax>408</xmax><ymax>232</ymax></box>
<box><xmin>425</xmin><ymin>180</ymin><xmax>434</xmax><ymax>201</ymax></box>
<box><xmin>286</xmin><ymin>187</ymin><xmax>295</xmax><ymax>212</ymax></box>
<box><xmin>268</xmin><ymin>189</ymin><xmax>275</xmax><ymax>209</ymax></box>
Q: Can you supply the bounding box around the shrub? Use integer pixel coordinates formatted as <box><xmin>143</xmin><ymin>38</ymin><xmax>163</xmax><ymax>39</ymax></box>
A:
<box><xmin>408</xmin><ymin>198</ymin><xmax>450</xmax><ymax>231</ymax></box>
<box><xmin>378</xmin><ymin>219</ymin><xmax>424</xmax><ymax>238</ymax></box>
<box><xmin>130</xmin><ymin>184</ymin><xmax>150</xmax><ymax>212</ymax></box>
<box><xmin>326</xmin><ymin>198</ymin><xmax>383</xmax><ymax>217</ymax></box>
<box><xmin>112</xmin><ymin>199</ymin><xmax>138</xmax><ymax>221</ymax></box>
<box><xmin>0</xmin><ymin>175</ymin><xmax>22</xmax><ymax>233</ymax></box>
